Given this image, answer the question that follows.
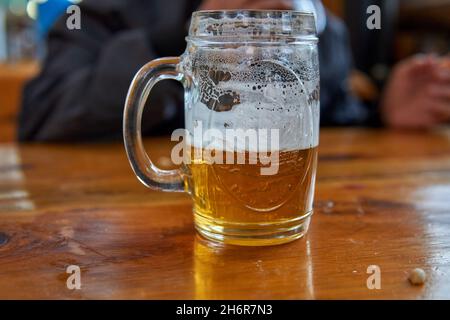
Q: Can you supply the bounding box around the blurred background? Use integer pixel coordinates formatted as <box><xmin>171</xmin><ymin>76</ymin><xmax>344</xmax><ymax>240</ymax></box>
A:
<box><xmin>0</xmin><ymin>0</ymin><xmax>449</xmax><ymax>142</ymax></box>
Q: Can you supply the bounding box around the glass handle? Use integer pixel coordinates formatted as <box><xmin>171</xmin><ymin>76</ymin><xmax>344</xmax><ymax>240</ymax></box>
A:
<box><xmin>123</xmin><ymin>57</ymin><xmax>185</xmax><ymax>192</ymax></box>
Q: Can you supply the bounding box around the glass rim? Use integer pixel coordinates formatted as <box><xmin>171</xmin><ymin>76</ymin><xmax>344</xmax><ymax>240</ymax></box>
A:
<box><xmin>189</xmin><ymin>9</ymin><xmax>318</xmax><ymax>42</ymax></box>
<box><xmin>192</xmin><ymin>9</ymin><xmax>315</xmax><ymax>18</ymax></box>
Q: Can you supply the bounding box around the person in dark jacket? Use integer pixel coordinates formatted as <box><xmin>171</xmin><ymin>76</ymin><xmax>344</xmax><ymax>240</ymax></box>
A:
<box><xmin>18</xmin><ymin>0</ymin><xmax>450</xmax><ymax>141</ymax></box>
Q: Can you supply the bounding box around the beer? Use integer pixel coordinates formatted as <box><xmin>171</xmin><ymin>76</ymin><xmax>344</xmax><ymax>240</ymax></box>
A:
<box><xmin>184</xmin><ymin>146</ymin><xmax>318</xmax><ymax>246</ymax></box>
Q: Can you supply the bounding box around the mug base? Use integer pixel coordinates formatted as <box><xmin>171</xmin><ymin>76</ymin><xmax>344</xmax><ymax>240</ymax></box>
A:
<box><xmin>194</xmin><ymin>211</ymin><xmax>312</xmax><ymax>246</ymax></box>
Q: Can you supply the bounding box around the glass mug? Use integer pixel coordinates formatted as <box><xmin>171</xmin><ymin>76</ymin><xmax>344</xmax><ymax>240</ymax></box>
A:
<box><xmin>124</xmin><ymin>10</ymin><xmax>320</xmax><ymax>246</ymax></box>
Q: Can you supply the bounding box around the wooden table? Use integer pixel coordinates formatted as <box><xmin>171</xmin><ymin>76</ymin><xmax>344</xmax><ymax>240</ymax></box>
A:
<box><xmin>1</xmin><ymin>128</ymin><xmax>450</xmax><ymax>299</ymax></box>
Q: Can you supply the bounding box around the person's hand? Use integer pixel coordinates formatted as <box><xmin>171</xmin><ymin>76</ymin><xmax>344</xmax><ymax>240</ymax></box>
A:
<box><xmin>381</xmin><ymin>55</ymin><xmax>450</xmax><ymax>129</ymax></box>
<box><xmin>200</xmin><ymin>0</ymin><xmax>292</xmax><ymax>11</ymax></box>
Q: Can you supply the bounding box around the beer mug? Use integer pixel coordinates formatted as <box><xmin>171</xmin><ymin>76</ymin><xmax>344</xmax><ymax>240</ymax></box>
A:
<box><xmin>124</xmin><ymin>10</ymin><xmax>319</xmax><ymax>246</ymax></box>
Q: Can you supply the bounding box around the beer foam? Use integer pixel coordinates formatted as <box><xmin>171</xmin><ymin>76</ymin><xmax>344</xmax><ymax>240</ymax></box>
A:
<box><xmin>186</xmin><ymin>100</ymin><xmax>319</xmax><ymax>153</ymax></box>
<box><xmin>183</xmin><ymin>45</ymin><xmax>320</xmax><ymax>153</ymax></box>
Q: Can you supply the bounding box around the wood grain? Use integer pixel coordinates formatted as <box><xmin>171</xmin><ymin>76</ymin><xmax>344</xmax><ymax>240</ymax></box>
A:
<box><xmin>0</xmin><ymin>128</ymin><xmax>450</xmax><ymax>299</ymax></box>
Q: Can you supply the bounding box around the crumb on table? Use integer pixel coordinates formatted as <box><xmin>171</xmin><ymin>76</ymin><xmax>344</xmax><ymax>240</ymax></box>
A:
<box><xmin>408</xmin><ymin>268</ymin><xmax>426</xmax><ymax>286</ymax></box>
